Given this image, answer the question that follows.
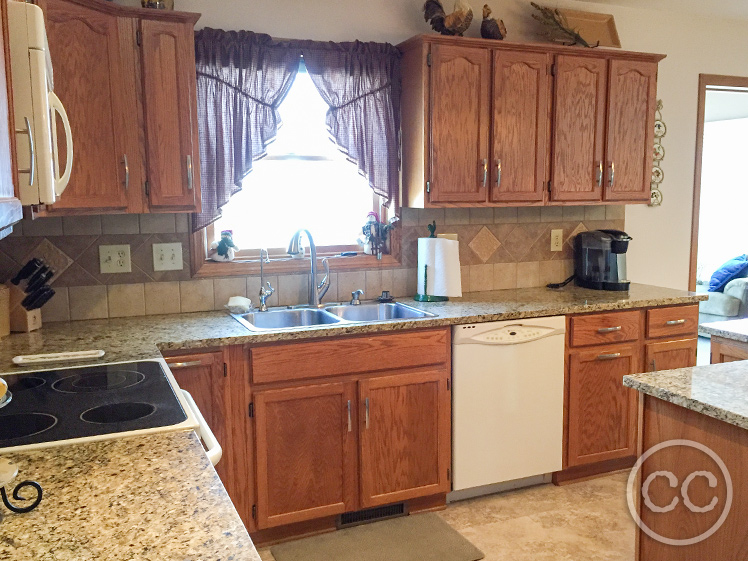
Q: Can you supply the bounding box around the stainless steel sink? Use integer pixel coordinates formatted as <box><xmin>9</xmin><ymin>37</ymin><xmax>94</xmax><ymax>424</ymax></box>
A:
<box><xmin>232</xmin><ymin>308</ymin><xmax>344</xmax><ymax>331</ymax></box>
<box><xmin>324</xmin><ymin>302</ymin><xmax>436</xmax><ymax>322</ymax></box>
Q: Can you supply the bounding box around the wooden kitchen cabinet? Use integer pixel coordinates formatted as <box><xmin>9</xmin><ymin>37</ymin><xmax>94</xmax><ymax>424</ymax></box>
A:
<box><xmin>567</xmin><ymin>344</ymin><xmax>639</xmax><ymax>467</ymax></box>
<box><xmin>359</xmin><ymin>369</ymin><xmax>450</xmax><ymax>507</ymax></box>
<box><xmin>644</xmin><ymin>338</ymin><xmax>697</xmax><ymax>372</ymax></box>
<box><xmin>35</xmin><ymin>0</ymin><xmax>200</xmax><ymax>214</ymax></box>
<box><xmin>399</xmin><ymin>34</ymin><xmax>664</xmax><ymax>208</ymax></box>
<box><xmin>254</xmin><ymin>382</ymin><xmax>358</xmax><ymax>529</ymax></box>
<box><xmin>0</xmin><ymin>0</ymin><xmax>21</xmax><ymax>238</ymax></box>
<box><xmin>711</xmin><ymin>335</ymin><xmax>748</xmax><ymax>363</ymax></box>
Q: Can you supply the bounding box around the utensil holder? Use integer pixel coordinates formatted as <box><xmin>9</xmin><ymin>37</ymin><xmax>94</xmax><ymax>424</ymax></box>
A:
<box><xmin>5</xmin><ymin>283</ymin><xmax>42</xmax><ymax>333</ymax></box>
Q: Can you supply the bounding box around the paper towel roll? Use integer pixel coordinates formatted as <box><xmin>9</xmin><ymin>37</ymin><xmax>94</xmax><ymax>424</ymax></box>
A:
<box><xmin>417</xmin><ymin>238</ymin><xmax>462</xmax><ymax>297</ymax></box>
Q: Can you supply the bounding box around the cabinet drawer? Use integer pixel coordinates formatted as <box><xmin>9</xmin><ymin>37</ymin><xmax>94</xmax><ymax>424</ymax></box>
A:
<box><xmin>250</xmin><ymin>328</ymin><xmax>450</xmax><ymax>384</ymax></box>
<box><xmin>646</xmin><ymin>305</ymin><xmax>699</xmax><ymax>339</ymax></box>
<box><xmin>569</xmin><ymin>311</ymin><xmax>640</xmax><ymax>347</ymax></box>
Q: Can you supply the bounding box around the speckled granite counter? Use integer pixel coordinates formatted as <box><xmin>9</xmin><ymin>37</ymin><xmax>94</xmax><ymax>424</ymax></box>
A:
<box><xmin>0</xmin><ymin>283</ymin><xmax>704</xmax><ymax>375</ymax></box>
<box><xmin>624</xmin><ymin>362</ymin><xmax>748</xmax><ymax>430</ymax></box>
<box><xmin>0</xmin><ymin>431</ymin><xmax>261</xmax><ymax>560</ymax></box>
<box><xmin>700</xmin><ymin>318</ymin><xmax>748</xmax><ymax>343</ymax></box>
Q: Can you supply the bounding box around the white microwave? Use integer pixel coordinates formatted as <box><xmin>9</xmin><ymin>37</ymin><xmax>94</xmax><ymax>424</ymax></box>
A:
<box><xmin>7</xmin><ymin>1</ymin><xmax>73</xmax><ymax>205</ymax></box>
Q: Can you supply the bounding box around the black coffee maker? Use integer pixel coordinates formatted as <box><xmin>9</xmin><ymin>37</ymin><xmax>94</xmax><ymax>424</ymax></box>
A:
<box><xmin>574</xmin><ymin>230</ymin><xmax>632</xmax><ymax>291</ymax></box>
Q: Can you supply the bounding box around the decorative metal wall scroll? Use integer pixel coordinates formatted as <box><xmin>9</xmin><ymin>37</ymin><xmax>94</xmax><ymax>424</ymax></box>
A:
<box><xmin>650</xmin><ymin>99</ymin><xmax>665</xmax><ymax>206</ymax></box>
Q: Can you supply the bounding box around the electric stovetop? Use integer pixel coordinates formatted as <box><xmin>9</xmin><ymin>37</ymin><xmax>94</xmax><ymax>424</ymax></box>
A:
<box><xmin>0</xmin><ymin>361</ymin><xmax>189</xmax><ymax>450</ymax></box>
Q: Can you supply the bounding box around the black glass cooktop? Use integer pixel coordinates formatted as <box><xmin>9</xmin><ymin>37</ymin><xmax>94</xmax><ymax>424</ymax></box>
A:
<box><xmin>0</xmin><ymin>361</ymin><xmax>187</xmax><ymax>449</ymax></box>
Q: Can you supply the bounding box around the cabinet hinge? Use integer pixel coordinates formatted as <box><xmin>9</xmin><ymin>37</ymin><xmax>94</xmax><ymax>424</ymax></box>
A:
<box><xmin>252</xmin><ymin>505</ymin><xmax>257</xmax><ymax>519</ymax></box>
<box><xmin>248</xmin><ymin>402</ymin><xmax>254</xmax><ymax>418</ymax></box>
<box><xmin>426</xmin><ymin>181</ymin><xmax>431</xmax><ymax>194</ymax></box>
<box><xmin>223</xmin><ymin>363</ymin><xmax>227</xmax><ymax>377</ymax></box>
<box><xmin>427</xmin><ymin>52</ymin><xmax>432</xmax><ymax>67</ymax></box>
<box><xmin>136</xmin><ymin>30</ymin><xmax>142</xmax><ymax>46</ymax></box>
<box><xmin>144</xmin><ymin>181</ymin><xmax>150</xmax><ymax>197</ymax></box>
<box><xmin>550</xmin><ymin>63</ymin><xmax>556</xmax><ymax>76</ymax></box>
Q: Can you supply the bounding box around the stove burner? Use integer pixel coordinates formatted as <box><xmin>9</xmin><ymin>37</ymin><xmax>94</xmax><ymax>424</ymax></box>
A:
<box><xmin>52</xmin><ymin>371</ymin><xmax>145</xmax><ymax>394</ymax></box>
<box><xmin>7</xmin><ymin>377</ymin><xmax>45</xmax><ymax>392</ymax></box>
<box><xmin>0</xmin><ymin>413</ymin><xmax>57</xmax><ymax>442</ymax></box>
<box><xmin>80</xmin><ymin>402</ymin><xmax>156</xmax><ymax>425</ymax></box>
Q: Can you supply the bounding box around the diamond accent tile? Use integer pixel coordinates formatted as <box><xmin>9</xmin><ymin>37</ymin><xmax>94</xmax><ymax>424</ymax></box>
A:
<box><xmin>468</xmin><ymin>226</ymin><xmax>501</xmax><ymax>263</ymax></box>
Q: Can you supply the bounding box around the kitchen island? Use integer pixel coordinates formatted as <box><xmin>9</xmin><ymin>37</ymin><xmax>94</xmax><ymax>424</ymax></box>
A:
<box><xmin>624</xmin><ymin>362</ymin><xmax>748</xmax><ymax>560</ymax></box>
<box><xmin>700</xmin><ymin>318</ymin><xmax>748</xmax><ymax>363</ymax></box>
<box><xmin>0</xmin><ymin>431</ymin><xmax>261</xmax><ymax>561</ymax></box>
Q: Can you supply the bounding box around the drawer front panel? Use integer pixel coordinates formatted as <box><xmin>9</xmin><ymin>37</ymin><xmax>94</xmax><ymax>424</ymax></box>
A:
<box><xmin>250</xmin><ymin>328</ymin><xmax>450</xmax><ymax>384</ymax></box>
<box><xmin>646</xmin><ymin>305</ymin><xmax>699</xmax><ymax>339</ymax></box>
<box><xmin>569</xmin><ymin>311</ymin><xmax>640</xmax><ymax>347</ymax></box>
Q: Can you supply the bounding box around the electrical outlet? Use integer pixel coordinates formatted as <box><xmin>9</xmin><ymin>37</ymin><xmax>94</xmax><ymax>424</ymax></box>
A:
<box><xmin>153</xmin><ymin>242</ymin><xmax>183</xmax><ymax>271</ymax></box>
<box><xmin>551</xmin><ymin>229</ymin><xmax>563</xmax><ymax>252</ymax></box>
<box><xmin>99</xmin><ymin>245</ymin><xmax>132</xmax><ymax>274</ymax></box>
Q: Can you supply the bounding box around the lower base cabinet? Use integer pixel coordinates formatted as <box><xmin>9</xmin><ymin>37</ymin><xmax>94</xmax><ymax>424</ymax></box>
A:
<box><xmin>710</xmin><ymin>335</ymin><xmax>748</xmax><ymax>363</ymax></box>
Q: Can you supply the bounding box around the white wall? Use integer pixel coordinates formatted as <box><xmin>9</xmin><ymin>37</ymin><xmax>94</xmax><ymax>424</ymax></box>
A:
<box><xmin>126</xmin><ymin>0</ymin><xmax>748</xmax><ymax>290</ymax></box>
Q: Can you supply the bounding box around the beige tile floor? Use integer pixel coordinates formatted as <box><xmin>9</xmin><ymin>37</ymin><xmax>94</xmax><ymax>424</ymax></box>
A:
<box><xmin>258</xmin><ymin>472</ymin><xmax>635</xmax><ymax>561</ymax></box>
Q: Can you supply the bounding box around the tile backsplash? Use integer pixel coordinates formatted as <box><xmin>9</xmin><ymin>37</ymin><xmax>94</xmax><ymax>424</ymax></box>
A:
<box><xmin>0</xmin><ymin>206</ymin><xmax>624</xmax><ymax>322</ymax></box>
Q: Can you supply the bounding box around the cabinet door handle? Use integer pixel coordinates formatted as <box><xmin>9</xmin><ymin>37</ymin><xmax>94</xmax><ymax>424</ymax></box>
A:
<box><xmin>167</xmin><ymin>360</ymin><xmax>203</xmax><ymax>369</ymax></box>
<box><xmin>665</xmin><ymin>319</ymin><xmax>686</xmax><ymax>325</ymax></box>
<box><xmin>597</xmin><ymin>326</ymin><xmax>621</xmax><ymax>333</ymax></box>
<box><xmin>347</xmin><ymin>400</ymin><xmax>352</xmax><ymax>432</ymax></box>
<box><xmin>597</xmin><ymin>352</ymin><xmax>621</xmax><ymax>360</ymax></box>
<box><xmin>122</xmin><ymin>154</ymin><xmax>130</xmax><ymax>190</ymax></box>
<box><xmin>496</xmin><ymin>159</ymin><xmax>502</xmax><ymax>187</ymax></box>
<box><xmin>16</xmin><ymin>116</ymin><xmax>35</xmax><ymax>187</ymax></box>
<box><xmin>186</xmin><ymin>155</ymin><xmax>194</xmax><ymax>190</ymax></box>
<box><xmin>365</xmin><ymin>397</ymin><xmax>370</xmax><ymax>429</ymax></box>
<box><xmin>481</xmin><ymin>159</ymin><xmax>488</xmax><ymax>187</ymax></box>
<box><xmin>596</xmin><ymin>161</ymin><xmax>603</xmax><ymax>188</ymax></box>
<box><xmin>608</xmin><ymin>161</ymin><xmax>615</xmax><ymax>187</ymax></box>
<box><xmin>651</xmin><ymin>359</ymin><xmax>657</xmax><ymax>371</ymax></box>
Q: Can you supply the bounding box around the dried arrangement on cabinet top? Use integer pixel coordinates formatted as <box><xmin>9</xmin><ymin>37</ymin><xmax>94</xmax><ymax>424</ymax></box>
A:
<box><xmin>530</xmin><ymin>2</ymin><xmax>598</xmax><ymax>47</ymax></box>
<box><xmin>480</xmin><ymin>4</ymin><xmax>507</xmax><ymax>40</ymax></box>
<box><xmin>423</xmin><ymin>0</ymin><xmax>473</xmax><ymax>36</ymax></box>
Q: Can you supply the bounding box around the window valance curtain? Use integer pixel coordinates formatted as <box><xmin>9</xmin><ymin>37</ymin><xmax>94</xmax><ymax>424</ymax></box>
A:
<box><xmin>193</xmin><ymin>28</ymin><xmax>402</xmax><ymax>233</ymax></box>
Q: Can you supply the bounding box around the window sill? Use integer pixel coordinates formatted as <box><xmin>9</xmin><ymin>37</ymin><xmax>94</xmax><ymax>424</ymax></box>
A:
<box><xmin>191</xmin><ymin>252</ymin><xmax>402</xmax><ymax>278</ymax></box>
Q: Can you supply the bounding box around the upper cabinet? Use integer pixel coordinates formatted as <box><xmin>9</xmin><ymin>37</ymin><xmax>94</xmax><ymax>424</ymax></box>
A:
<box><xmin>0</xmin><ymin>0</ymin><xmax>22</xmax><ymax>237</ymax></box>
<box><xmin>35</xmin><ymin>0</ymin><xmax>200</xmax><ymax>215</ymax></box>
<box><xmin>399</xmin><ymin>35</ymin><xmax>664</xmax><ymax>208</ymax></box>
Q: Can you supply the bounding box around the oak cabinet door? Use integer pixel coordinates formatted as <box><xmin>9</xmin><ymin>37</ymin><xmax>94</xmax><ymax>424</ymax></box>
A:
<box><xmin>140</xmin><ymin>19</ymin><xmax>200</xmax><ymax>211</ymax></box>
<box><xmin>359</xmin><ymin>369</ymin><xmax>450</xmax><ymax>507</ymax></box>
<box><xmin>490</xmin><ymin>50</ymin><xmax>550</xmax><ymax>203</ymax></box>
<box><xmin>644</xmin><ymin>338</ymin><xmax>697</xmax><ymax>372</ymax></box>
<box><xmin>164</xmin><ymin>352</ymin><xmax>228</xmax><ymax>479</ymax></box>
<box><xmin>429</xmin><ymin>44</ymin><xmax>490</xmax><ymax>203</ymax></box>
<box><xmin>604</xmin><ymin>60</ymin><xmax>657</xmax><ymax>202</ymax></box>
<box><xmin>254</xmin><ymin>382</ymin><xmax>358</xmax><ymax>529</ymax></box>
<box><xmin>567</xmin><ymin>345</ymin><xmax>639</xmax><ymax>467</ymax></box>
<box><xmin>40</xmin><ymin>0</ymin><xmax>132</xmax><ymax>210</ymax></box>
<box><xmin>550</xmin><ymin>55</ymin><xmax>607</xmax><ymax>202</ymax></box>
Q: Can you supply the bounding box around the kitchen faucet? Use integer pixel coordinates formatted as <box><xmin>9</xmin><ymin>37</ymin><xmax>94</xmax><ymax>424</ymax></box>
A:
<box><xmin>258</xmin><ymin>248</ymin><xmax>274</xmax><ymax>312</ymax></box>
<box><xmin>287</xmin><ymin>229</ymin><xmax>330</xmax><ymax>307</ymax></box>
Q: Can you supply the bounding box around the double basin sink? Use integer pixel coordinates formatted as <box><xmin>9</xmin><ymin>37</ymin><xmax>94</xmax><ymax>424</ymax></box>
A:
<box><xmin>232</xmin><ymin>302</ymin><xmax>436</xmax><ymax>331</ymax></box>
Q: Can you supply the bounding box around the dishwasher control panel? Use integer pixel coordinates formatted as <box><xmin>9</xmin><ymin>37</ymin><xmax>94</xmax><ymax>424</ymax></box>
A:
<box><xmin>455</xmin><ymin>320</ymin><xmax>564</xmax><ymax>345</ymax></box>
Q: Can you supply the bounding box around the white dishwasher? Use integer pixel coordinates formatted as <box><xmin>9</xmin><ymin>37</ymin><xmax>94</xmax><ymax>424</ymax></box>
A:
<box><xmin>451</xmin><ymin>316</ymin><xmax>565</xmax><ymax>496</ymax></box>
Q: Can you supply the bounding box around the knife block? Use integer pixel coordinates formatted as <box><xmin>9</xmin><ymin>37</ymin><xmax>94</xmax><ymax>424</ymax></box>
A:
<box><xmin>5</xmin><ymin>283</ymin><xmax>42</xmax><ymax>333</ymax></box>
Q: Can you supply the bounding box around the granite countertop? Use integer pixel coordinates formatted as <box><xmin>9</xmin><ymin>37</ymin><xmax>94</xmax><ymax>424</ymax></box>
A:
<box><xmin>0</xmin><ymin>283</ymin><xmax>704</xmax><ymax>375</ymax></box>
<box><xmin>699</xmin><ymin>318</ymin><xmax>748</xmax><ymax>343</ymax></box>
<box><xmin>624</xmin><ymin>362</ymin><xmax>748</xmax><ymax>430</ymax></box>
<box><xmin>0</xmin><ymin>431</ymin><xmax>261</xmax><ymax>561</ymax></box>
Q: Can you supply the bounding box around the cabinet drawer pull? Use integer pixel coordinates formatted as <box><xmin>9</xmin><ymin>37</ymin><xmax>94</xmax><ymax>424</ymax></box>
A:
<box><xmin>496</xmin><ymin>159</ymin><xmax>502</xmax><ymax>187</ymax></box>
<box><xmin>481</xmin><ymin>159</ymin><xmax>487</xmax><ymax>187</ymax></box>
<box><xmin>347</xmin><ymin>400</ymin><xmax>352</xmax><ymax>432</ymax></box>
<box><xmin>365</xmin><ymin>397</ymin><xmax>370</xmax><ymax>429</ymax></box>
<box><xmin>597</xmin><ymin>326</ymin><xmax>622</xmax><ymax>333</ymax></box>
<box><xmin>665</xmin><ymin>319</ymin><xmax>686</xmax><ymax>326</ymax></box>
<box><xmin>186</xmin><ymin>155</ymin><xmax>194</xmax><ymax>190</ymax></box>
<box><xmin>167</xmin><ymin>360</ymin><xmax>203</xmax><ymax>369</ymax></box>
<box><xmin>597</xmin><ymin>353</ymin><xmax>621</xmax><ymax>360</ymax></box>
<box><xmin>122</xmin><ymin>154</ymin><xmax>130</xmax><ymax>190</ymax></box>
<box><xmin>16</xmin><ymin>117</ymin><xmax>35</xmax><ymax>186</ymax></box>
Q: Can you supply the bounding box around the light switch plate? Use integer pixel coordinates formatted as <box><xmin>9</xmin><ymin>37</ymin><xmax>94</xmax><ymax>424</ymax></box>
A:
<box><xmin>99</xmin><ymin>245</ymin><xmax>131</xmax><ymax>274</ymax></box>
<box><xmin>153</xmin><ymin>242</ymin><xmax>183</xmax><ymax>271</ymax></box>
<box><xmin>550</xmin><ymin>229</ymin><xmax>563</xmax><ymax>252</ymax></box>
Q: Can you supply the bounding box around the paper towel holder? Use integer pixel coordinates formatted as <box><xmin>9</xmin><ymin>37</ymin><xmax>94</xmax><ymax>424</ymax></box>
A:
<box><xmin>414</xmin><ymin>264</ymin><xmax>449</xmax><ymax>302</ymax></box>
